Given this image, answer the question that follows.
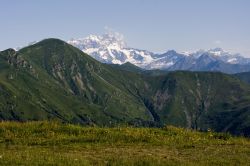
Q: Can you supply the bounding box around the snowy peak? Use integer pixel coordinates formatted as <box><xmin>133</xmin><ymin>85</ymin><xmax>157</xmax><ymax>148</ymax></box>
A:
<box><xmin>102</xmin><ymin>32</ymin><xmax>127</xmax><ymax>48</ymax></box>
<box><xmin>68</xmin><ymin>32</ymin><xmax>126</xmax><ymax>50</ymax></box>
<box><xmin>68</xmin><ymin>32</ymin><xmax>154</xmax><ymax>67</ymax></box>
<box><xmin>208</xmin><ymin>48</ymin><xmax>227</xmax><ymax>56</ymax></box>
<box><xmin>208</xmin><ymin>47</ymin><xmax>224</xmax><ymax>52</ymax></box>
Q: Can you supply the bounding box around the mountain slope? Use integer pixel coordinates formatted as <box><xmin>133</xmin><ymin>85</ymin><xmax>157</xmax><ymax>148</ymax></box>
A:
<box><xmin>1</xmin><ymin>39</ymin><xmax>250</xmax><ymax>136</ymax></box>
<box><xmin>0</xmin><ymin>39</ymin><xmax>153</xmax><ymax>125</ymax></box>
<box><xmin>139</xmin><ymin>71</ymin><xmax>250</xmax><ymax>135</ymax></box>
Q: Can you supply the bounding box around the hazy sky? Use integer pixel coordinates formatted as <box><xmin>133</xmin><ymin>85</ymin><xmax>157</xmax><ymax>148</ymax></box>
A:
<box><xmin>1</xmin><ymin>0</ymin><xmax>250</xmax><ymax>56</ymax></box>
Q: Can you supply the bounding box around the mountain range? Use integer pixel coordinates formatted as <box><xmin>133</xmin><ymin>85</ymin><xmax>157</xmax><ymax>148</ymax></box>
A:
<box><xmin>68</xmin><ymin>33</ymin><xmax>250</xmax><ymax>74</ymax></box>
<box><xmin>1</xmin><ymin>38</ymin><xmax>250</xmax><ymax>136</ymax></box>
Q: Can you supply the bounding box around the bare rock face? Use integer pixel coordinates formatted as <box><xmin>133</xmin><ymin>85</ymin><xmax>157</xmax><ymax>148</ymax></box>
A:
<box><xmin>153</xmin><ymin>90</ymin><xmax>171</xmax><ymax>110</ymax></box>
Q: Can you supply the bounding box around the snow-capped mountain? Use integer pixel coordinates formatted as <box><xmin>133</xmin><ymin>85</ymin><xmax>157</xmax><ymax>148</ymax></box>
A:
<box><xmin>68</xmin><ymin>33</ymin><xmax>250</xmax><ymax>73</ymax></box>
<box><xmin>190</xmin><ymin>48</ymin><xmax>250</xmax><ymax>65</ymax></box>
<box><xmin>163</xmin><ymin>48</ymin><xmax>250</xmax><ymax>73</ymax></box>
<box><xmin>68</xmin><ymin>33</ymin><xmax>154</xmax><ymax>67</ymax></box>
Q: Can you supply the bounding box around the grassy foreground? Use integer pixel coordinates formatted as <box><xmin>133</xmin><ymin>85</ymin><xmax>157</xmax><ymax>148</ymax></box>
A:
<box><xmin>0</xmin><ymin>122</ymin><xmax>249</xmax><ymax>165</ymax></box>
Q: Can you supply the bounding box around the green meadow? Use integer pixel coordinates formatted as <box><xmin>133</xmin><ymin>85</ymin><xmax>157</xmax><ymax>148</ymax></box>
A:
<box><xmin>0</xmin><ymin>121</ymin><xmax>249</xmax><ymax>165</ymax></box>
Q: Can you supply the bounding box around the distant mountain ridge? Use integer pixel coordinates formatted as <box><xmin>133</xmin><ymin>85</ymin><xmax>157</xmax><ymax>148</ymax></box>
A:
<box><xmin>68</xmin><ymin>33</ymin><xmax>250</xmax><ymax>74</ymax></box>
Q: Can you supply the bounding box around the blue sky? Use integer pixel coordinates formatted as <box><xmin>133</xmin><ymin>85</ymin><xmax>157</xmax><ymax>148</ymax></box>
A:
<box><xmin>1</xmin><ymin>0</ymin><xmax>250</xmax><ymax>56</ymax></box>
